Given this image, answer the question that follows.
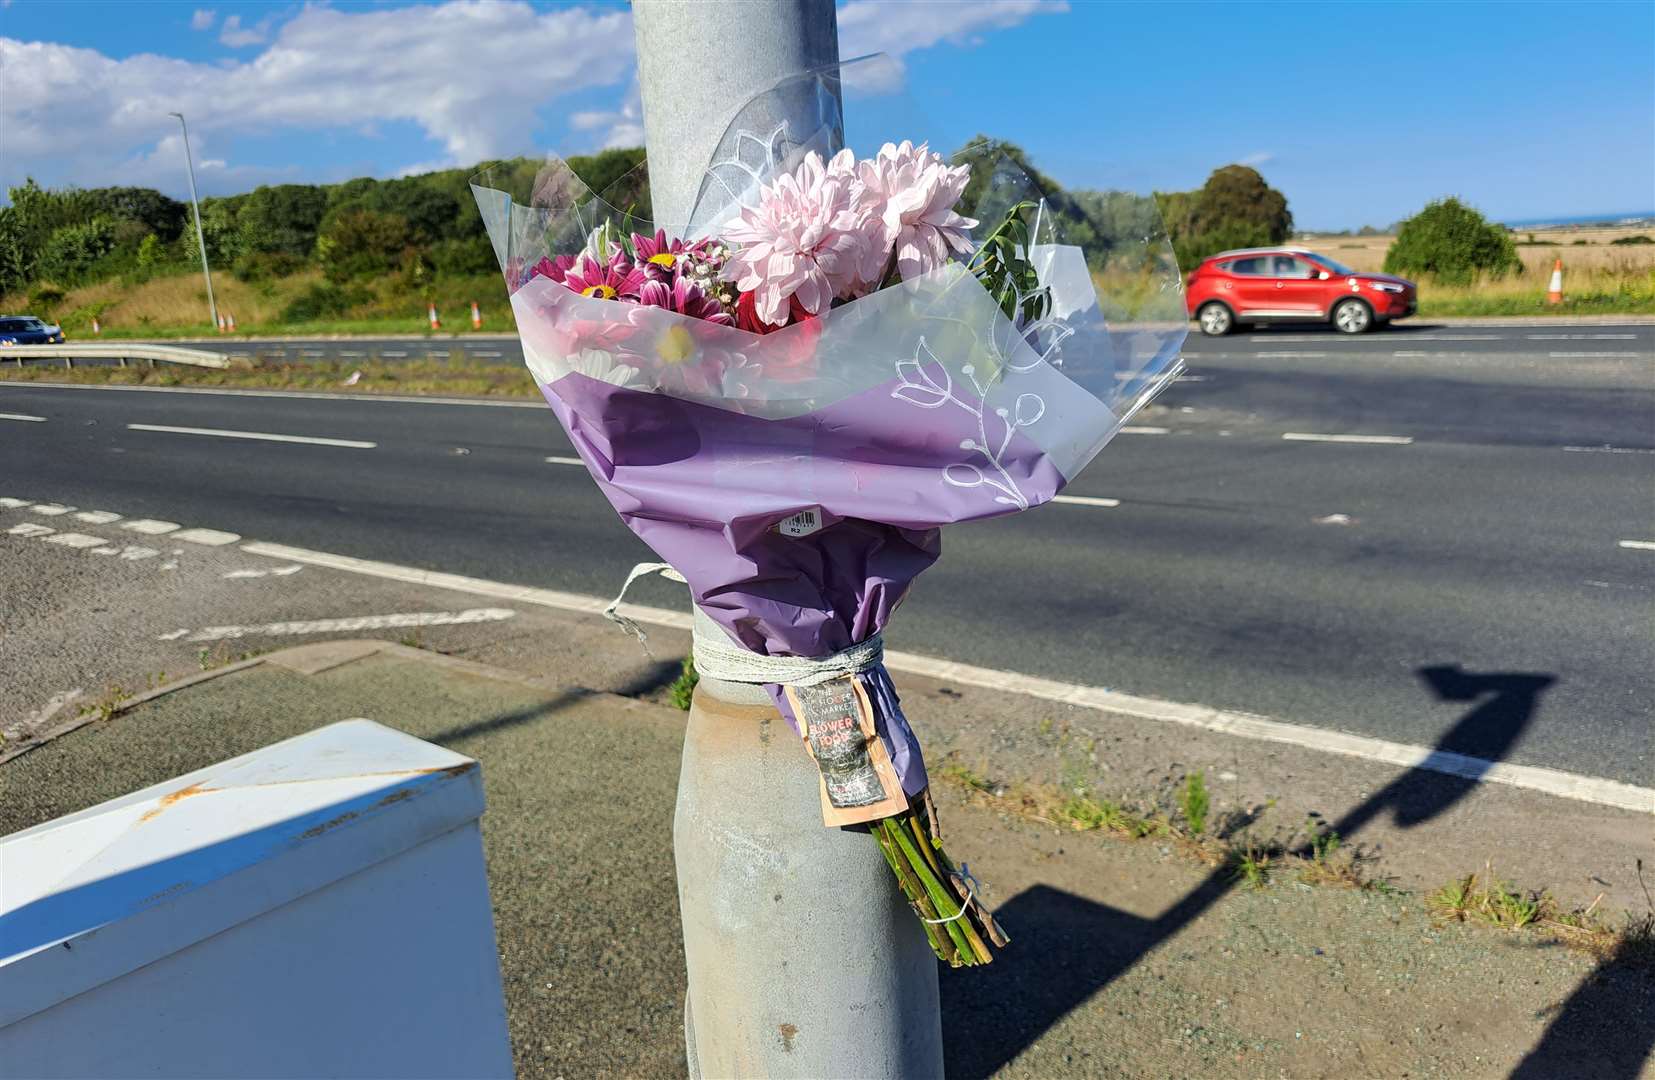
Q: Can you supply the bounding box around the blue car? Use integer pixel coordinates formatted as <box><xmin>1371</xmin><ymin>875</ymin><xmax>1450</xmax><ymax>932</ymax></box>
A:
<box><xmin>0</xmin><ymin>315</ymin><xmax>65</xmax><ymax>345</ymax></box>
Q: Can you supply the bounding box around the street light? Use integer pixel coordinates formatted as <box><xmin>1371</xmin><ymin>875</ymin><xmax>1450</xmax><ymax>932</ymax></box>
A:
<box><xmin>168</xmin><ymin>112</ymin><xmax>219</xmax><ymax>329</ymax></box>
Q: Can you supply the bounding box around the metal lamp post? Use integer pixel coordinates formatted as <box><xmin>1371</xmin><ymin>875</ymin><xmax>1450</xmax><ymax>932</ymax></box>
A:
<box><xmin>168</xmin><ymin>112</ymin><xmax>219</xmax><ymax>330</ymax></box>
<box><xmin>632</xmin><ymin>3</ymin><xmax>945</xmax><ymax>1077</ymax></box>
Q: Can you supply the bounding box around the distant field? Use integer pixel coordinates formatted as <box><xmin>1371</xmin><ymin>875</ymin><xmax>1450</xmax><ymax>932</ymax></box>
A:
<box><xmin>1297</xmin><ymin>224</ymin><xmax>1655</xmax><ymax>315</ymax></box>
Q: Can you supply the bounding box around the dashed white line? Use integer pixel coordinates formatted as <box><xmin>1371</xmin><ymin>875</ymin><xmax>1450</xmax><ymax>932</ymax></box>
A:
<box><xmin>44</xmin><ymin>532</ymin><xmax>108</xmax><ymax>549</ymax></box>
<box><xmin>0</xmin><ymin>382</ymin><xmax>544</xmax><ymax>408</ymax></box>
<box><xmin>382</xmin><ymin>351</ymin><xmax>408</xmax><ymax>357</ymax></box>
<box><xmin>127</xmin><ymin>423</ymin><xmax>377</xmax><ymax>449</ymax></box>
<box><xmin>1392</xmin><ymin>351</ymin><xmax>1429</xmax><ymax>358</ymax></box>
<box><xmin>0</xmin><ymin>412</ymin><xmax>46</xmax><ymax>423</ymax></box>
<box><xmin>72</xmin><ymin>510</ymin><xmax>122</xmax><ymax>524</ymax></box>
<box><xmin>121</xmin><ymin>519</ymin><xmax>181</xmax><ymax>535</ymax></box>
<box><xmin>1564</xmin><ymin>445</ymin><xmax>1655</xmax><ymax>455</ymax></box>
<box><xmin>1547</xmin><ymin>351</ymin><xmax>1640</xmax><ymax>358</ymax></box>
<box><xmin>1528</xmin><ymin>333</ymin><xmax>1640</xmax><ymax>340</ymax></box>
<box><xmin>29</xmin><ymin>503</ymin><xmax>74</xmax><ymax>516</ymax></box>
<box><xmin>223</xmin><ymin>564</ymin><xmax>303</xmax><ymax>579</ymax></box>
<box><xmin>0</xmin><ymin>498</ymin><xmax>31</xmax><ymax>509</ymax></box>
<box><xmin>1052</xmin><ymin>495</ymin><xmax>1120</xmax><ymax>508</ymax></box>
<box><xmin>172</xmin><ymin>527</ymin><xmax>242</xmax><ymax>546</ymax></box>
<box><xmin>1618</xmin><ymin>540</ymin><xmax>1655</xmax><ymax>552</ymax></box>
<box><xmin>1282</xmin><ymin>432</ymin><xmax>1414</xmax><ymax>445</ymax></box>
<box><xmin>162</xmin><ymin>607</ymin><xmax>517</xmax><ymax>643</ymax></box>
<box><xmin>1120</xmin><ymin>425</ymin><xmax>1171</xmax><ymax>435</ymax></box>
<box><xmin>6</xmin><ymin>522</ymin><xmax>54</xmax><ymax>537</ymax></box>
<box><xmin>545</xmin><ymin>455</ymin><xmax>584</xmax><ymax>466</ymax></box>
<box><xmin>1256</xmin><ymin>351</ymin><xmax>1329</xmax><ymax>359</ymax></box>
<box><xmin>238</xmin><ymin>537</ymin><xmax>1654</xmax><ymax>813</ymax></box>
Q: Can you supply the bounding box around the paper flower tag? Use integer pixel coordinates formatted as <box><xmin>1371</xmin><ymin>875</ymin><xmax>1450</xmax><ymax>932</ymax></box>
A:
<box><xmin>786</xmin><ymin>676</ymin><xmax>908</xmax><ymax>826</ymax></box>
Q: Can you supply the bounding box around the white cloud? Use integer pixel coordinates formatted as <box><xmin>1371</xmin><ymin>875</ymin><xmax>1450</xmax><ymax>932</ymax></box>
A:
<box><xmin>837</xmin><ymin>0</ymin><xmax>1067</xmax><ymax>90</ymax></box>
<box><xmin>1</xmin><ymin>1</ymin><xmax>636</xmax><ymax>193</ymax></box>
<box><xmin>190</xmin><ymin>9</ymin><xmax>216</xmax><ymax>31</ymax></box>
<box><xmin>1238</xmin><ymin>151</ymin><xmax>1274</xmax><ymax>167</ymax></box>
<box><xmin>218</xmin><ymin>14</ymin><xmax>273</xmax><ymax>48</ymax></box>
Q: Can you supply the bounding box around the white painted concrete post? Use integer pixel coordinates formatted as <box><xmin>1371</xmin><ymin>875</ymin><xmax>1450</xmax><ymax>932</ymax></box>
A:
<box><xmin>0</xmin><ymin>720</ymin><xmax>512</xmax><ymax>1079</ymax></box>
<box><xmin>633</xmin><ymin>7</ymin><xmax>942</xmax><ymax>1072</ymax></box>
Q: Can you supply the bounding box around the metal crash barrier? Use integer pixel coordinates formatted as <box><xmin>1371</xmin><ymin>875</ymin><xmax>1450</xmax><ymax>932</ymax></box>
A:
<box><xmin>1</xmin><ymin>343</ymin><xmax>232</xmax><ymax>369</ymax></box>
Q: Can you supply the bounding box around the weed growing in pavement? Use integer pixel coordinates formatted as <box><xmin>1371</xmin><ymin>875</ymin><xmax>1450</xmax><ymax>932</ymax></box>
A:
<box><xmin>667</xmin><ymin>653</ymin><xmax>698</xmax><ymax>712</ymax></box>
<box><xmin>937</xmin><ymin>758</ymin><xmax>1001</xmax><ymax>797</ymax></box>
<box><xmin>78</xmin><ymin>685</ymin><xmax>133</xmax><ymax>722</ymax></box>
<box><xmin>197</xmin><ymin>644</ymin><xmax>269</xmax><ymax>672</ymax></box>
<box><xmin>1180</xmin><ymin>771</ymin><xmax>1210</xmax><ymax>836</ymax></box>
<box><xmin>1428</xmin><ymin>868</ymin><xmax>1542</xmax><ymax>929</ymax></box>
<box><xmin>1061</xmin><ymin>793</ymin><xmax>1158</xmax><ymax>838</ymax></box>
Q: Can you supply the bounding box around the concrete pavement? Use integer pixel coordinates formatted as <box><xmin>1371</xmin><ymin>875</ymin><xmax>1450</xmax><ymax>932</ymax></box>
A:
<box><xmin>3</xmin><ymin>639</ymin><xmax>1649</xmax><ymax>1079</ymax></box>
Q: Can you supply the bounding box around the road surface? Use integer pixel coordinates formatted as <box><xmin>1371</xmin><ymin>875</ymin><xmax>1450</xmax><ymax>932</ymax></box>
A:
<box><xmin>3</xmin><ymin>321</ymin><xmax>1651</xmax><ymax>785</ymax></box>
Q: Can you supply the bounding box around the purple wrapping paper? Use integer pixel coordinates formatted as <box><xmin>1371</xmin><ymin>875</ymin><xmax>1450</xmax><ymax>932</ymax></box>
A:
<box><xmin>545</xmin><ymin>368</ymin><xmax>1069</xmax><ymax>794</ymax></box>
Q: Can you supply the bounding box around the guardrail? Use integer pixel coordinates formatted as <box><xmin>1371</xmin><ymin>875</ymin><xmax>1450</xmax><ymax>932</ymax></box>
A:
<box><xmin>0</xmin><ymin>343</ymin><xmax>232</xmax><ymax>370</ymax></box>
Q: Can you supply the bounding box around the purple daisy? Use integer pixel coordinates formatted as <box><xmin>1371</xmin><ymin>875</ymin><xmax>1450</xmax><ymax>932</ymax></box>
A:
<box><xmin>631</xmin><ymin>229</ymin><xmax>698</xmax><ymax>282</ymax></box>
<box><xmin>560</xmin><ymin>253</ymin><xmax>644</xmax><ymax>301</ymax></box>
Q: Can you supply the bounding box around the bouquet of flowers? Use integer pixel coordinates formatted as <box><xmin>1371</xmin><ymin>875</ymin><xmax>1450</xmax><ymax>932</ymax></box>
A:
<box><xmin>472</xmin><ymin>63</ymin><xmax>1185</xmax><ymax>967</ymax></box>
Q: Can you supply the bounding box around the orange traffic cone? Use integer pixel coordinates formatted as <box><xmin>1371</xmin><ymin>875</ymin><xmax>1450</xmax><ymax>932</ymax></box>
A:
<box><xmin>428</xmin><ymin>302</ymin><xmax>441</xmax><ymax>330</ymax></box>
<box><xmin>91</xmin><ymin>316</ymin><xmax>101</xmax><ymax>335</ymax></box>
<box><xmin>225</xmin><ymin>312</ymin><xmax>236</xmax><ymax>333</ymax></box>
<box><xmin>470</xmin><ymin>300</ymin><xmax>482</xmax><ymax>330</ymax></box>
<box><xmin>1546</xmin><ymin>258</ymin><xmax>1563</xmax><ymax>304</ymax></box>
<box><xmin>216</xmin><ymin>314</ymin><xmax>225</xmax><ymax>333</ymax></box>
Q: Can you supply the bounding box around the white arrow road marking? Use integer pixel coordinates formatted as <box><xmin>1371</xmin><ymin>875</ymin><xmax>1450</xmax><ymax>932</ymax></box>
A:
<box><xmin>1283</xmin><ymin>432</ymin><xmax>1414</xmax><ymax>445</ymax></box>
<box><xmin>126</xmin><ymin>423</ymin><xmax>377</xmax><ymax>449</ymax></box>
<box><xmin>164</xmin><ymin>608</ymin><xmax>517</xmax><ymax>643</ymax></box>
<box><xmin>0</xmin><ymin>413</ymin><xmax>46</xmax><ymax>422</ymax></box>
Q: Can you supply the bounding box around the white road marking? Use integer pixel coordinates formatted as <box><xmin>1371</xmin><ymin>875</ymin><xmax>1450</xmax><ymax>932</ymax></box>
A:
<box><xmin>1547</xmin><ymin>351</ymin><xmax>1640</xmax><ymax>358</ymax></box>
<box><xmin>1618</xmin><ymin>540</ymin><xmax>1655</xmax><ymax>551</ymax></box>
<box><xmin>382</xmin><ymin>351</ymin><xmax>408</xmax><ymax>357</ymax></box>
<box><xmin>1392</xmin><ymin>351</ymin><xmax>1429</xmax><ymax>357</ymax></box>
<box><xmin>0</xmin><ymin>498</ymin><xmax>31</xmax><ymax>509</ymax></box>
<box><xmin>545</xmin><ymin>455</ymin><xmax>584</xmax><ymax>466</ymax></box>
<box><xmin>223</xmin><ymin>564</ymin><xmax>303</xmax><ymax>579</ymax></box>
<box><xmin>1283</xmin><ymin>432</ymin><xmax>1414</xmax><ymax>445</ymax></box>
<box><xmin>118</xmin><ymin>546</ymin><xmax>160</xmax><ymax>561</ymax></box>
<box><xmin>1413</xmin><ymin>334</ymin><xmax>1501</xmax><ymax>341</ymax></box>
<box><xmin>1052</xmin><ymin>495</ymin><xmax>1120</xmax><ymax>508</ymax></box>
<box><xmin>1313</xmin><ymin>513</ymin><xmax>1355</xmax><ymax>526</ymax></box>
<box><xmin>44</xmin><ymin>532</ymin><xmax>108</xmax><ymax>549</ymax></box>
<box><xmin>1256</xmin><ymin>351</ymin><xmax>1329</xmax><ymax>359</ymax></box>
<box><xmin>339</xmin><ymin>351</ymin><xmax>364</xmax><ymax>358</ymax></box>
<box><xmin>165</xmin><ymin>607</ymin><xmax>517</xmax><ymax>643</ymax></box>
<box><xmin>239</xmin><ymin>537</ymin><xmax>1655</xmax><ymax>814</ymax></box>
<box><xmin>72</xmin><ymin>510</ymin><xmax>122</xmax><ymax>524</ymax></box>
<box><xmin>172</xmin><ymin>527</ymin><xmax>242</xmax><ymax>546</ymax></box>
<box><xmin>0</xmin><ymin>383</ymin><xmax>543</xmax><ymax>409</ymax></box>
<box><xmin>29</xmin><ymin>503</ymin><xmax>74</xmax><ymax>516</ymax></box>
<box><xmin>1120</xmin><ymin>425</ymin><xmax>1171</xmax><ymax>435</ymax></box>
<box><xmin>121</xmin><ymin>519</ymin><xmax>181</xmax><ymax>535</ymax></box>
<box><xmin>1564</xmin><ymin>445</ymin><xmax>1655</xmax><ymax>455</ymax></box>
<box><xmin>0</xmin><ymin>412</ymin><xmax>46</xmax><ymax>422</ymax></box>
<box><xmin>473</xmin><ymin>351</ymin><xmax>503</xmax><ymax>358</ymax></box>
<box><xmin>7</xmin><ymin>523</ymin><xmax>54</xmax><ymax>537</ymax></box>
<box><xmin>1528</xmin><ymin>333</ymin><xmax>1640</xmax><ymax>340</ymax></box>
<box><xmin>1174</xmin><ymin>375</ymin><xmax>1207</xmax><ymax>382</ymax></box>
<box><xmin>127</xmin><ymin>423</ymin><xmax>377</xmax><ymax>449</ymax></box>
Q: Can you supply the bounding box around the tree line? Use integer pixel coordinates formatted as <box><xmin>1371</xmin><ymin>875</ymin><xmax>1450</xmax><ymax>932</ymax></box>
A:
<box><xmin>0</xmin><ymin>142</ymin><xmax>1305</xmax><ymax>316</ymax></box>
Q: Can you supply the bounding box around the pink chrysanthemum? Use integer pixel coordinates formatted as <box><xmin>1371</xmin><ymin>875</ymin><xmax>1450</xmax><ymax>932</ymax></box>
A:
<box><xmin>722</xmin><ymin>149</ymin><xmax>876</xmax><ymax>327</ymax></box>
<box><xmin>560</xmin><ymin>253</ymin><xmax>644</xmax><ymax>301</ymax></box>
<box><xmin>852</xmin><ymin>140</ymin><xmax>978</xmax><ymax>286</ymax></box>
<box><xmin>637</xmin><ymin>272</ymin><xmax>735</xmax><ymax>325</ymax></box>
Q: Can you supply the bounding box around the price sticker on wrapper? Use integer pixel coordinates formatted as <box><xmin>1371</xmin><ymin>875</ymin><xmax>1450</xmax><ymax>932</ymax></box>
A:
<box><xmin>785</xmin><ymin>675</ymin><xmax>908</xmax><ymax>827</ymax></box>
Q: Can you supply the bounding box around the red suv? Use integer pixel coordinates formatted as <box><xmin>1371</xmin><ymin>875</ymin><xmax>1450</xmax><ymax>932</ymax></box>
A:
<box><xmin>1185</xmin><ymin>247</ymin><xmax>1417</xmax><ymax>335</ymax></box>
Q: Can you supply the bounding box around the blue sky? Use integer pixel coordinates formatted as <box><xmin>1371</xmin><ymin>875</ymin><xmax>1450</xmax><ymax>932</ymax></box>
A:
<box><xmin>2</xmin><ymin>0</ymin><xmax>1651</xmax><ymax>229</ymax></box>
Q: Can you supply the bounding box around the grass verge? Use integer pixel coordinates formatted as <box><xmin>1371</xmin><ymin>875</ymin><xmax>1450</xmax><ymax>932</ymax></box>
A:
<box><xmin>0</xmin><ymin>355</ymin><xmax>539</xmax><ymax>398</ymax></box>
<box><xmin>931</xmin><ymin>755</ymin><xmax>1653</xmax><ymax>969</ymax></box>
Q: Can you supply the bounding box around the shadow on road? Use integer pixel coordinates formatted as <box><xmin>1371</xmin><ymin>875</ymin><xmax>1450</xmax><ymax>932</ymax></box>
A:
<box><xmin>430</xmin><ymin>657</ymin><xmax>683</xmax><ymax>743</ymax></box>
<box><xmin>942</xmin><ymin>664</ymin><xmax>1565</xmax><ymax>1078</ymax></box>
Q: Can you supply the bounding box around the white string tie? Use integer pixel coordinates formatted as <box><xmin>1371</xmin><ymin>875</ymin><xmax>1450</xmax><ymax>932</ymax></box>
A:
<box><xmin>602</xmin><ymin>562</ymin><xmax>686</xmax><ymax>652</ymax></box>
<box><xmin>921</xmin><ymin>862</ymin><xmax>982</xmax><ymax>925</ymax></box>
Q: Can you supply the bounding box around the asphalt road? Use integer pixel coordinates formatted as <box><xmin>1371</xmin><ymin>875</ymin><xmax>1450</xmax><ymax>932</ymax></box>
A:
<box><xmin>3</xmin><ymin>322</ymin><xmax>1652</xmax><ymax>786</ymax></box>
